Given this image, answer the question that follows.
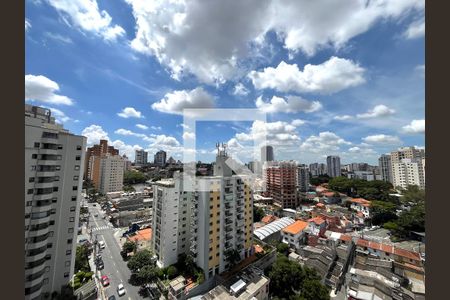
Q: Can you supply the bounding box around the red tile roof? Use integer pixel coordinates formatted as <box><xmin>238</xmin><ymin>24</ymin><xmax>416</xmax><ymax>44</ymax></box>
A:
<box><xmin>340</xmin><ymin>234</ymin><xmax>352</xmax><ymax>242</ymax></box>
<box><xmin>308</xmin><ymin>217</ymin><xmax>326</xmax><ymax>225</ymax></box>
<box><xmin>351</xmin><ymin>198</ymin><xmax>371</xmax><ymax>207</ymax></box>
<box><xmin>283</xmin><ymin>220</ymin><xmax>309</xmax><ymax>235</ymax></box>
<box><xmin>316</xmin><ymin>203</ymin><xmax>325</xmax><ymax>208</ymax></box>
<box><xmin>128</xmin><ymin>228</ymin><xmax>152</xmax><ymax>242</ymax></box>
<box><xmin>261</xmin><ymin>215</ymin><xmax>277</xmax><ymax>224</ymax></box>
<box><xmin>357</xmin><ymin>238</ymin><xmax>421</xmax><ymax>261</ymax></box>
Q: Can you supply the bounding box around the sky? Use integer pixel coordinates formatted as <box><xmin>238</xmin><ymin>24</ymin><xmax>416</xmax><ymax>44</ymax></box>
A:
<box><xmin>25</xmin><ymin>0</ymin><xmax>425</xmax><ymax>165</ymax></box>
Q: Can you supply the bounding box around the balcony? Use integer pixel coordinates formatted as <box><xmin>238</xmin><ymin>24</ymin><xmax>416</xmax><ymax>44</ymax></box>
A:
<box><xmin>225</xmin><ymin>211</ymin><xmax>233</xmax><ymax>218</ymax></box>
<box><xmin>25</xmin><ymin>270</ymin><xmax>45</xmax><ymax>289</ymax></box>
<box><xmin>27</xmin><ymin>226</ymin><xmax>49</xmax><ymax>238</ymax></box>
<box><xmin>237</xmin><ymin>244</ymin><xmax>244</xmax><ymax>250</ymax></box>
<box><xmin>37</xmin><ymin>159</ymin><xmax>58</xmax><ymax>166</ymax></box>
<box><xmin>25</xmin><ymin>250</ymin><xmax>47</xmax><ymax>263</ymax></box>
<box><xmin>224</xmin><ymin>242</ymin><xmax>232</xmax><ymax>249</ymax></box>
<box><xmin>225</xmin><ymin>234</ymin><xmax>233</xmax><ymax>241</ymax></box>
<box><xmin>225</xmin><ymin>219</ymin><xmax>233</xmax><ymax>225</ymax></box>
<box><xmin>33</xmin><ymin>194</ymin><xmax>54</xmax><ymax>201</ymax></box>
<box><xmin>34</xmin><ymin>182</ymin><xmax>54</xmax><ymax>189</ymax></box>
<box><xmin>39</xmin><ymin>148</ymin><xmax>58</xmax><ymax>155</ymax></box>
<box><xmin>225</xmin><ymin>226</ymin><xmax>233</xmax><ymax>233</ymax></box>
<box><xmin>24</xmin><ymin>260</ymin><xmax>45</xmax><ymax>278</ymax></box>
<box><xmin>236</xmin><ymin>219</ymin><xmax>245</xmax><ymax>227</ymax></box>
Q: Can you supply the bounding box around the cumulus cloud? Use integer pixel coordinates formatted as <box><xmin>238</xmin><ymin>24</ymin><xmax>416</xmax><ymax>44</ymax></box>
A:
<box><xmin>150</xmin><ymin>134</ymin><xmax>181</xmax><ymax>148</ymax></box>
<box><xmin>255</xmin><ymin>95</ymin><xmax>322</xmax><ymax>114</ymax></box>
<box><xmin>136</xmin><ymin>124</ymin><xmax>148</xmax><ymax>130</ymax></box>
<box><xmin>300</xmin><ymin>131</ymin><xmax>351</xmax><ymax>153</ymax></box>
<box><xmin>362</xmin><ymin>134</ymin><xmax>402</xmax><ymax>144</ymax></box>
<box><xmin>152</xmin><ymin>87</ymin><xmax>215</xmax><ymax>115</ymax></box>
<box><xmin>235</xmin><ymin>120</ymin><xmax>300</xmax><ymax>146</ymax></box>
<box><xmin>402</xmin><ymin>119</ymin><xmax>425</xmax><ymax>134</ymax></box>
<box><xmin>110</xmin><ymin>140</ymin><xmax>143</xmax><ymax>160</ymax></box>
<box><xmin>25</xmin><ymin>19</ymin><xmax>31</xmax><ymax>31</ymax></box>
<box><xmin>348</xmin><ymin>146</ymin><xmax>376</xmax><ymax>155</ymax></box>
<box><xmin>117</xmin><ymin>107</ymin><xmax>143</xmax><ymax>119</ymax></box>
<box><xmin>403</xmin><ymin>18</ymin><xmax>425</xmax><ymax>39</ymax></box>
<box><xmin>81</xmin><ymin>124</ymin><xmax>110</xmax><ymax>146</ymax></box>
<box><xmin>334</xmin><ymin>115</ymin><xmax>352</xmax><ymax>121</ymax></box>
<box><xmin>125</xmin><ymin>0</ymin><xmax>423</xmax><ymax>84</ymax></box>
<box><xmin>25</xmin><ymin>74</ymin><xmax>74</xmax><ymax>105</ymax></box>
<box><xmin>291</xmin><ymin>119</ymin><xmax>306</xmax><ymax>126</ymax></box>
<box><xmin>248</xmin><ymin>57</ymin><xmax>365</xmax><ymax>94</ymax></box>
<box><xmin>415</xmin><ymin>64</ymin><xmax>425</xmax><ymax>78</ymax></box>
<box><xmin>46</xmin><ymin>0</ymin><xmax>125</xmax><ymax>41</ymax></box>
<box><xmin>233</xmin><ymin>83</ymin><xmax>250</xmax><ymax>96</ymax></box>
<box><xmin>356</xmin><ymin>104</ymin><xmax>395</xmax><ymax>119</ymax></box>
<box><xmin>182</xmin><ymin>131</ymin><xmax>196</xmax><ymax>140</ymax></box>
<box><xmin>44</xmin><ymin>32</ymin><xmax>73</xmax><ymax>44</ymax></box>
<box><xmin>114</xmin><ymin>128</ymin><xmax>153</xmax><ymax>141</ymax></box>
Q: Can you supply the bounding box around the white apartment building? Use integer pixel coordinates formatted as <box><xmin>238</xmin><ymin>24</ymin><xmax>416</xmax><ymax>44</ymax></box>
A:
<box><xmin>152</xmin><ymin>147</ymin><xmax>254</xmax><ymax>279</ymax></box>
<box><xmin>25</xmin><ymin>105</ymin><xmax>86</xmax><ymax>299</ymax></box>
<box><xmin>99</xmin><ymin>154</ymin><xmax>124</xmax><ymax>194</ymax></box>
<box><xmin>392</xmin><ymin>158</ymin><xmax>425</xmax><ymax>190</ymax></box>
<box><xmin>297</xmin><ymin>164</ymin><xmax>310</xmax><ymax>192</ymax></box>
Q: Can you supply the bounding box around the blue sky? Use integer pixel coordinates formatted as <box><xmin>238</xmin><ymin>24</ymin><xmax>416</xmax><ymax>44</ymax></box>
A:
<box><xmin>25</xmin><ymin>0</ymin><xmax>425</xmax><ymax>165</ymax></box>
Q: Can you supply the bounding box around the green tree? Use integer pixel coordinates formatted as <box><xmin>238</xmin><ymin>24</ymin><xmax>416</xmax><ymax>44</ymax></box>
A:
<box><xmin>253</xmin><ymin>207</ymin><xmax>265</xmax><ymax>222</ymax></box>
<box><xmin>224</xmin><ymin>249</ymin><xmax>241</xmax><ymax>269</ymax></box>
<box><xmin>167</xmin><ymin>266</ymin><xmax>179</xmax><ymax>279</ymax></box>
<box><xmin>137</xmin><ymin>265</ymin><xmax>158</xmax><ymax>284</ymax></box>
<box><xmin>371</xmin><ymin>200</ymin><xmax>398</xmax><ymax>225</ymax></box>
<box><xmin>127</xmin><ymin>249</ymin><xmax>154</xmax><ymax>273</ymax></box>
<box><xmin>276</xmin><ymin>242</ymin><xmax>289</xmax><ymax>255</ymax></box>
<box><xmin>75</xmin><ymin>244</ymin><xmax>90</xmax><ymax>273</ymax></box>
<box><xmin>310</xmin><ymin>175</ymin><xmax>330</xmax><ymax>186</ymax></box>
<box><xmin>123</xmin><ymin>185</ymin><xmax>136</xmax><ymax>192</ymax></box>
<box><xmin>123</xmin><ymin>171</ymin><xmax>148</xmax><ymax>185</ymax></box>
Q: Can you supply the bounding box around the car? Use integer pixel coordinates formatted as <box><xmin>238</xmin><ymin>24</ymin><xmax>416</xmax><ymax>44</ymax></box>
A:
<box><xmin>97</xmin><ymin>260</ymin><xmax>104</xmax><ymax>270</ymax></box>
<box><xmin>94</xmin><ymin>213</ymin><xmax>98</xmax><ymax>217</ymax></box>
<box><xmin>98</xmin><ymin>241</ymin><xmax>106</xmax><ymax>249</ymax></box>
<box><xmin>101</xmin><ymin>275</ymin><xmax>110</xmax><ymax>287</ymax></box>
<box><xmin>93</xmin><ymin>204</ymin><xmax>96</xmax><ymax>207</ymax></box>
<box><xmin>78</xmin><ymin>238</ymin><xmax>88</xmax><ymax>244</ymax></box>
<box><xmin>108</xmin><ymin>295</ymin><xmax>116</xmax><ymax>300</ymax></box>
<box><xmin>117</xmin><ymin>284</ymin><xmax>126</xmax><ymax>296</ymax></box>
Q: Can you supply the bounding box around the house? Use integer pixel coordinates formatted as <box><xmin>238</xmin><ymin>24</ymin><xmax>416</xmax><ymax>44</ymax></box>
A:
<box><xmin>281</xmin><ymin>220</ymin><xmax>309</xmax><ymax>250</ymax></box>
<box><xmin>261</xmin><ymin>215</ymin><xmax>277</xmax><ymax>225</ymax></box>
<box><xmin>321</xmin><ymin>191</ymin><xmax>341</xmax><ymax>205</ymax></box>
<box><xmin>307</xmin><ymin>217</ymin><xmax>327</xmax><ymax>236</ymax></box>
<box><xmin>127</xmin><ymin>228</ymin><xmax>152</xmax><ymax>250</ymax></box>
<box><xmin>349</xmin><ymin>198</ymin><xmax>371</xmax><ymax>218</ymax></box>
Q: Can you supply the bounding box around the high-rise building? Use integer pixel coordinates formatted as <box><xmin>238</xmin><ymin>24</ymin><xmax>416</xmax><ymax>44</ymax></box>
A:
<box><xmin>378</xmin><ymin>154</ymin><xmax>392</xmax><ymax>183</ymax></box>
<box><xmin>264</xmin><ymin>161</ymin><xmax>298</xmax><ymax>208</ymax></box>
<box><xmin>390</xmin><ymin>146</ymin><xmax>425</xmax><ymax>163</ymax></box>
<box><xmin>25</xmin><ymin>105</ymin><xmax>86</xmax><ymax>299</ymax></box>
<box><xmin>87</xmin><ymin>153</ymin><xmax>124</xmax><ymax>194</ymax></box>
<box><xmin>261</xmin><ymin>145</ymin><xmax>274</xmax><ymax>163</ymax></box>
<box><xmin>309</xmin><ymin>163</ymin><xmax>327</xmax><ymax>177</ymax></box>
<box><xmin>135</xmin><ymin>149</ymin><xmax>148</xmax><ymax>166</ymax></box>
<box><xmin>152</xmin><ymin>145</ymin><xmax>253</xmax><ymax>279</ymax></box>
<box><xmin>297</xmin><ymin>164</ymin><xmax>310</xmax><ymax>192</ymax></box>
<box><xmin>392</xmin><ymin>158</ymin><xmax>425</xmax><ymax>190</ymax></box>
<box><xmin>84</xmin><ymin>139</ymin><xmax>118</xmax><ymax>180</ymax></box>
<box><xmin>154</xmin><ymin>150</ymin><xmax>167</xmax><ymax>166</ymax></box>
<box><xmin>122</xmin><ymin>154</ymin><xmax>132</xmax><ymax>172</ymax></box>
<box><xmin>326</xmin><ymin>156</ymin><xmax>341</xmax><ymax>178</ymax></box>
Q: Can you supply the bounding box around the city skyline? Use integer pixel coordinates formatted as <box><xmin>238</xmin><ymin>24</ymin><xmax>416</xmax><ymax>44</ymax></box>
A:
<box><xmin>26</xmin><ymin>0</ymin><xmax>424</xmax><ymax>165</ymax></box>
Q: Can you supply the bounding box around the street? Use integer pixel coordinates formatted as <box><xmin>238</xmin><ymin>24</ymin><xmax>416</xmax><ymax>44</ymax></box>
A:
<box><xmin>86</xmin><ymin>202</ymin><xmax>144</xmax><ymax>300</ymax></box>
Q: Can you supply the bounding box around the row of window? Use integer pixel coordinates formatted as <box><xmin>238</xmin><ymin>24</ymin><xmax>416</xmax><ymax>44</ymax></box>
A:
<box><xmin>30</xmin><ymin>165</ymin><xmax>80</xmax><ymax>171</ymax></box>
<box><xmin>35</xmin><ymin>140</ymin><xmax>82</xmax><ymax>151</ymax></box>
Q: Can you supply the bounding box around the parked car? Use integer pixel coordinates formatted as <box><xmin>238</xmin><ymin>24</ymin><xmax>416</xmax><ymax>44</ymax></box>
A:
<box><xmin>117</xmin><ymin>284</ymin><xmax>126</xmax><ymax>296</ymax></box>
<box><xmin>101</xmin><ymin>275</ymin><xmax>110</xmax><ymax>287</ymax></box>
<box><xmin>94</xmin><ymin>213</ymin><xmax>99</xmax><ymax>217</ymax></box>
<box><xmin>98</xmin><ymin>241</ymin><xmax>106</xmax><ymax>249</ymax></box>
<box><xmin>96</xmin><ymin>259</ymin><xmax>104</xmax><ymax>270</ymax></box>
<box><xmin>108</xmin><ymin>295</ymin><xmax>116</xmax><ymax>300</ymax></box>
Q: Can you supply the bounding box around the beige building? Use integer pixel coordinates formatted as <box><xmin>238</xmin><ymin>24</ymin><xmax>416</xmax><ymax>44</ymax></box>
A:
<box><xmin>88</xmin><ymin>153</ymin><xmax>124</xmax><ymax>194</ymax></box>
<box><xmin>392</xmin><ymin>158</ymin><xmax>425</xmax><ymax>190</ymax></box>
<box><xmin>25</xmin><ymin>105</ymin><xmax>86</xmax><ymax>299</ymax></box>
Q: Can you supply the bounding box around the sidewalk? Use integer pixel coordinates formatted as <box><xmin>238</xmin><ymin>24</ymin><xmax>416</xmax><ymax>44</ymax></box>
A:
<box><xmin>88</xmin><ymin>252</ymin><xmax>106</xmax><ymax>300</ymax></box>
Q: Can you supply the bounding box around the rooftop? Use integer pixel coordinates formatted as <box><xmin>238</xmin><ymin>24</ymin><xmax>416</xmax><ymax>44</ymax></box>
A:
<box><xmin>282</xmin><ymin>220</ymin><xmax>309</xmax><ymax>235</ymax></box>
<box><xmin>307</xmin><ymin>216</ymin><xmax>326</xmax><ymax>225</ymax></box>
<box><xmin>253</xmin><ymin>217</ymin><xmax>295</xmax><ymax>240</ymax></box>
<box><xmin>127</xmin><ymin>228</ymin><xmax>152</xmax><ymax>242</ymax></box>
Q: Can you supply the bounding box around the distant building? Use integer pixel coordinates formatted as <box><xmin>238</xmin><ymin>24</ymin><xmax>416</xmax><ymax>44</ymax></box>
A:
<box><xmin>392</xmin><ymin>158</ymin><xmax>425</xmax><ymax>190</ymax></box>
<box><xmin>264</xmin><ymin>161</ymin><xmax>298</xmax><ymax>209</ymax></box>
<box><xmin>25</xmin><ymin>105</ymin><xmax>86</xmax><ymax>299</ymax></box>
<box><xmin>167</xmin><ymin>156</ymin><xmax>176</xmax><ymax>165</ymax></box>
<box><xmin>98</xmin><ymin>154</ymin><xmax>124</xmax><ymax>194</ymax></box>
<box><xmin>378</xmin><ymin>154</ymin><xmax>392</xmax><ymax>183</ymax></box>
<box><xmin>347</xmin><ymin>171</ymin><xmax>376</xmax><ymax>181</ymax></box>
<box><xmin>309</xmin><ymin>163</ymin><xmax>327</xmax><ymax>177</ymax></box>
<box><xmin>390</xmin><ymin>146</ymin><xmax>425</xmax><ymax>163</ymax></box>
<box><xmin>281</xmin><ymin>220</ymin><xmax>309</xmax><ymax>250</ymax></box>
<box><xmin>84</xmin><ymin>139</ymin><xmax>119</xmax><ymax>179</ymax></box>
<box><xmin>297</xmin><ymin>164</ymin><xmax>310</xmax><ymax>192</ymax></box>
<box><xmin>135</xmin><ymin>149</ymin><xmax>148</xmax><ymax>166</ymax></box>
<box><xmin>261</xmin><ymin>145</ymin><xmax>274</xmax><ymax>163</ymax></box>
<box><xmin>122</xmin><ymin>154</ymin><xmax>132</xmax><ymax>172</ymax></box>
<box><xmin>326</xmin><ymin>156</ymin><xmax>341</xmax><ymax>178</ymax></box>
<box><xmin>154</xmin><ymin>150</ymin><xmax>167</xmax><ymax>166</ymax></box>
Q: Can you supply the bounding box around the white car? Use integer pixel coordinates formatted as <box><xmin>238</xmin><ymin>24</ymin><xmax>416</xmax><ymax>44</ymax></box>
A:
<box><xmin>98</xmin><ymin>241</ymin><xmax>105</xmax><ymax>249</ymax></box>
<box><xmin>117</xmin><ymin>283</ymin><xmax>126</xmax><ymax>296</ymax></box>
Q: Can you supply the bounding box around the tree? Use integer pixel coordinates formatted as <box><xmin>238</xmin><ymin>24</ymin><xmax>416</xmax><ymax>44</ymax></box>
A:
<box><xmin>297</xmin><ymin>279</ymin><xmax>330</xmax><ymax>300</ymax></box>
<box><xmin>276</xmin><ymin>242</ymin><xmax>289</xmax><ymax>255</ymax></box>
<box><xmin>167</xmin><ymin>266</ymin><xmax>179</xmax><ymax>279</ymax></box>
<box><xmin>253</xmin><ymin>207</ymin><xmax>265</xmax><ymax>222</ymax></box>
<box><xmin>137</xmin><ymin>265</ymin><xmax>158</xmax><ymax>284</ymax></box>
<box><xmin>123</xmin><ymin>185</ymin><xmax>136</xmax><ymax>192</ymax></box>
<box><xmin>75</xmin><ymin>245</ymin><xmax>90</xmax><ymax>273</ymax></box>
<box><xmin>121</xmin><ymin>241</ymin><xmax>137</xmax><ymax>259</ymax></box>
<box><xmin>310</xmin><ymin>175</ymin><xmax>330</xmax><ymax>186</ymax></box>
<box><xmin>224</xmin><ymin>249</ymin><xmax>241</xmax><ymax>269</ymax></box>
<box><xmin>399</xmin><ymin>185</ymin><xmax>425</xmax><ymax>206</ymax></box>
<box><xmin>371</xmin><ymin>201</ymin><xmax>398</xmax><ymax>225</ymax></box>
<box><xmin>127</xmin><ymin>250</ymin><xmax>154</xmax><ymax>273</ymax></box>
<box><xmin>124</xmin><ymin>170</ymin><xmax>148</xmax><ymax>185</ymax></box>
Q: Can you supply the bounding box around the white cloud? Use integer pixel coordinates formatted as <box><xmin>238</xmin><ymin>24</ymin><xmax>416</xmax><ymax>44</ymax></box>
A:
<box><xmin>348</xmin><ymin>146</ymin><xmax>376</xmax><ymax>155</ymax></box>
<box><xmin>114</xmin><ymin>128</ymin><xmax>153</xmax><ymax>142</ymax></box>
<box><xmin>44</xmin><ymin>32</ymin><xmax>73</xmax><ymax>44</ymax></box>
<box><xmin>334</xmin><ymin>115</ymin><xmax>352</xmax><ymax>121</ymax></box>
<box><xmin>25</xmin><ymin>19</ymin><xmax>31</xmax><ymax>31</ymax></box>
<box><xmin>255</xmin><ymin>95</ymin><xmax>322</xmax><ymax>114</ymax></box>
<box><xmin>402</xmin><ymin>119</ymin><xmax>425</xmax><ymax>134</ymax></box>
<box><xmin>300</xmin><ymin>131</ymin><xmax>351</xmax><ymax>153</ymax></box>
<box><xmin>117</xmin><ymin>107</ymin><xmax>143</xmax><ymax>119</ymax></box>
<box><xmin>25</xmin><ymin>74</ymin><xmax>74</xmax><ymax>105</ymax></box>
<box><xmin>403</xmin><ymin>18</ymin><xmax>425</xmax><ymax>39</ymax></box>
<box><xmin>47</xmin><ymin>107</ymin><xmax>71</xmax><ymax>123</ymax></box>
<box><xmin>356</xmin><ymin>104</ymin><xmax>395</xmax><ymax>119</ymax></box>
<box><xmin>81</xmin><ymin>124</ymin><xmax>110</xmax><ymax>146</ymax></box>
<box><xmin>362</xmin><ymin>134</ymin><xmax>402</xmax><ymax>144</ymax></box>
<box><xmin>235</xmin><ymin>120</ymin><xmax>300</xmax><ymax>146</ymax></box>
<box><xmin>233</xmin><ymin>83</ymin><xmax>250</xmax><ymax>96</ymax></box>
<box><xmin>248</xmin><ymin>57</ymin><xmax>365</xmax><ymax>94</ymax></box>
<box><xmin>152</xmin><ymin>87</ymin><xmax>215</xmax><ymax>115</ymax></box>
<box><xmin>110</xmin><ymin>140</ymin><xmax>143</xmax><ymax>160</ymax></box>
<box><xmin>46</xmin><ymin>0</ymin><xmax>125</xmax><ymax>41</ymax></box>
<box><xmin>150</xmin><ymin>126</ymin><xmax>162</xmax><ymax>130</ymax></box>
<box><xmin>182</xmin><ymin>132</ymin><xmax>195</xmax><ymax>140</ymax></box>
<box><xmin>150</xmin><ymin>134</ymin><xmax>181</xmax><ymax>148</ymax></box>
<box><xmin>291</xmin><ymin>119</ymin><xmax>306</xmax><ymax>126</ymax></box>
<box><xmin>415</xmin><ymin>64</ymin><xmax>425</xmax><ymax>78</ymax></box>
<box><xmin>125</xmin><ymin>0</ymin><xmax>423</xmax><ymax>84</ymax></box>
<box><xmin>136</xmin><ymin>124</ymin><xmax>148</xmax><ymax>130</ymax></box>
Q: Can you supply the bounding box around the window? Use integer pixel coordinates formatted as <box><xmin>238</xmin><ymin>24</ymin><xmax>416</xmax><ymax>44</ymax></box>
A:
<box><xmin>45</xmin><ymin>266</ymin><xmax>50</xmax><ymax>272</ymax></box>
<box><xmin>67</xmin><ymin>239</ymin><xmax>73</xmax><ymax>244</ymax></box>
<box><xmin>210</xmin><ymin>214</ymin><xmax>213</xmax><ymax>218</ymax></box>
<box><xmin>27</xmin><ymin>189</ymin><xmax>34</xmax><ymax>194</ymax></box>
<box><xmin>32</xmin><ymin>154</ymin><xmax>37</xmax><ymax>159</ymax></box>
<box><xmin>26</xmin><ymin>201</ymin><xmax>32</xmax><ymax>207</ymax></box>
<box><xmin>74</xmin><ymin>165</ymin><xmax>80</xmax><ymax>170</ymax></box>
<box><xmin>42</xmin><ymin>278</ymin><xmax>49</xmax><ymax>285</ymax></box>
<box><xmin>209</xmin><ymin>230</ymin><xmax>213</xmax><ymax>234</ymax></box>
<box><xmin>69</xmin><ymin>217</ymin><xmax>75</xmax><ymax>222</ymax></box>
<box><xmin>52</xmin><ymin>198</ymin><xmax>57</xmax><ymax>203</ymax></box>
<box><xmin>71</xmin><ymin>196</ymin><xmax>77</xmax><ymax>201</ymax></box>
<box><xmin>53</xmin><ymin>187</ymin><xmax>58</xmax><ymax>192</ymax></box>
<box><xmin>70</xmin><ymin>206</ymin><xmax>76</xmax><ymax>212</ymax></box>
<box><xmin>64</xmin><ymin>272</ymin><xmax>69</xmax><ymax>278</ymax></box>
<box><xmin>75</xmin><ymin>155</ymin><xmax>81</xmax><ymax>161</ymax></box>
<box><xmin>50</xmin><ymin>209</ymin><xmax>56</xmax><ymax>215</ymax></box>
<box><xmin>209</xmin><ymin>222</ymin><xmax>213</xmax><ymax>226</ymax></box>
<box><xmin>72</xmin><ymin>186</ymin><xmax>78</xmax><ymax>191</ymax></box>
<box><xmin>76</xmin><ymin>145</ymin><xmax>82</xmax><ymax>150</ymax></box>
<box><xmin>45</xmin><ymin>254</ymin><xmax>51</xmax><ymax>260</ymax></box>
<box><xmin>210</xmin><ymin>205</ymin><xmax>213</xmax><ymax>209</ymax></box>
<box><xmin>34</xmin><ymin>142</ymin><xmax>40</xmax><ymax>148</ymax></box>
<box><xmin>49</xmin><ymin>221</ymin><xmax>55</xmax><ymax>225</ymax></box>
<box><xmin>216</xmin><ymin>253</ymin><xmax>219</xmax><ymax>257</ymax></box>
<box><xmin>73</xmin><ymin>176</ymin><xmax>79</xmax><ymax>180</ymax></box>
<box><xmin>209</xmin><ymin>256</ymin><xmax>212</xmax><ymax>260</ymax></box>
<box><xmin>31</xmin><ymin>166</ymin><xmax>36</xmax><ymax>171</ymax></box>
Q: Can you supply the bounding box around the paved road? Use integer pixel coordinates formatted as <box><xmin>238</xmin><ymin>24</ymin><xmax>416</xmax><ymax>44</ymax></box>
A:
<box><xmin>87</xmin><ymin>202</ymin><xmax>144</xmax><ymax>300</ymax></box>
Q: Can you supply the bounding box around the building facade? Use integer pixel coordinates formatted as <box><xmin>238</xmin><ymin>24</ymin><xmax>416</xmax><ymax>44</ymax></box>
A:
<box><xmin>135</xmin><ymin>149</ymin><xmax>148</xmax><ymax>166</ymax></box>
<box><xmin>98</xmin><ymin>154</ymin><xmax>124</xmax><ymax>194</ymax></box>
<box><xmin>391</xmin><ymin>158</ymin><xmax>425</xmax><ymax>190</ymax></box>
<box><xmin>25</xmin><ymin>105</ymin><xmax>86</xmax><ymax>299</ymax></box>
<box><xmin>83</xmin><ymin>139</ymin><xmax>118</xmax><ymax>180</ymax></box>
<box><xmin>154</xmin><ymin>150</ymin><xmax>167</xmax><ymax>166</ymax></box>
<box><xmin>297</xmin><ymin>164</ymin><xmax>310</xmax><ymax>192</ymax></box>
<box><xmin>326</xmin><ymin>156</ymin><xmax>341</xmax><ymax>178</ymax></box>
<box><xmin>309</xmin><ymin>163</ymin><xmax>327</xmax><ymax>177</ymax></box>
<box><xmin>260</xmin><ymin>145</ymin><xmax>274</xmax><ymax>163</ymax></box>
<box><xmin>378</xmin><ymin>154</ymin><xmax>392</xmax><ymax>183</ymax></box>
<box><xmin>264</xmin><ymin>161</ymin><xmax>298</xmax><ymax>209</ymax></box>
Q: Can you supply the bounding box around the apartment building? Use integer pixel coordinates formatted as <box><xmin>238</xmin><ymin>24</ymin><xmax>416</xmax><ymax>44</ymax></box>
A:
<box><xmin>25</xmin><ymin>105</ymin><xmax>86</xmax><ymax>299</ymax></box>
<box><xmin>154</xmin><ymin>150</ymin><xmax>167</xmax><ymax>166</ymax></box>
<box><xmin>88</xmin><ymin>153</ymin><xmax>124</xmax><ymax>194</ymax></box>
<box><xmin>378</xmin><ymin>154</ymin><xmax>392</xmax><ymax>183</ymax></box>
<box><xmin>83</xmin><ymin>139</ymin><xmax>118</xmax><ymax>180</ymax></box>
<box><xmin>326</xmin><ymin>156</ymin><xmax>341</xmax><ymax>178</ymax></box>
<box><xmin>260</xmin><ymin>145</ymin><xmax>274</xmax><ymax>163</ymax></box>
<box><xmin>152</xmin><ymin>147</ymin><xmax>253</xmax><ymax>279</ymax></box>
<box><xmin>135</xmin><ymin>149</ymin><xmax>148</xmax><ymax>166</ymax></box>
<box><xmin>264</xmin><ymin>161</ymin><xmax>298</xmax><ymax>209</ymax></box>
<box><xmin>122</xmin><ymin>154</ymin><xmax>132</xmax><ymax>172</ymax></box>
<box><xmin>392</xmin><ymin>158</ymin><xmax>425</xmax><ymax>190</ymax></box>
<box><xmin>390</xmin><ymin>146</ymin><xmax>425</xmax><ymax>163</ymax></box>
<box><xmin>297</xmin><ymin>164</ymin><xmax>310</xmax><ymax>192</ymax></box>
<box><xmin>309</xmin><ymin>163</ymin><xmax>327</xmax><ymax>177</ymax></box>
